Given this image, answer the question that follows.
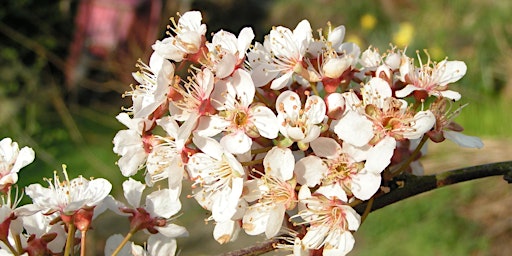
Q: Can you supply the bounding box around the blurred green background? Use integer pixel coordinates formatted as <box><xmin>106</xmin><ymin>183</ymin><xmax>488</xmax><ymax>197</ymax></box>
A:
<box><xmin>0</xmin><ymin>0</ymin><xmax>511</xmax><ymax>255</ymax></box>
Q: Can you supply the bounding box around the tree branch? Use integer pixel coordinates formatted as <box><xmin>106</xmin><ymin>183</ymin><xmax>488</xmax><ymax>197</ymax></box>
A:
<box><xmin>218</xmin><ymin>238</ymin><xmax>283</xmax><ymax>256</ymax></box>
<box><xmin>354</xmin><ymin>160</ymin><xmax>512</xmax><ymax>214</ymax></box>
<box><xmin>225</xmin><ymin>161</ymin><xmax>512</xmax><ymax>256</ymax></box>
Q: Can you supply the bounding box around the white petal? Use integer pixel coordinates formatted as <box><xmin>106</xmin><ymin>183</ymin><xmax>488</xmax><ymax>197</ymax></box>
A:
<box><xmin>237</xmin><ymin>27</ymin><xmax>255</xmax><ymax>58</ymax></box>
<box><xmin>251</xmin><ymin>63</ymin><xmax>278</xmax><ymax>88</ymax></box>
<box><xmin>214</xmin><ymin>220</ymin><xmax>240</xmax><ymax>244</ymax></box>
<box><xmin>105</xmin><ymin>234</ymin><xmax>131</xmax><ymax>256</ymax></box>
<box><xmin>437</xmin><ymin>60</ymin><xmax>467</xmax><ymax>85</ymax></box>
<box><xmin>342</xmin><ymin>206</ymin><xmax>361</xmax><ymax>231</ymax></box>
<box><xmin>215</xmin><ymin>54</ymin><xmax>237</xmax><ymax>79</ymax></box>
<box><xmin>302</xmin><ymin>224</ymin><xmax>329</xmax><ymax>249</ymax></box>
<box><xmin>156</xmin><ymin>223</ymin><xmax>188</xmax><ymax>238</ymax></box>
<box><xmin>294</xmin><ymin>156</ymin><xmax>327</xmax><ymax>187</ymax></box>
<box><xmin>220</xmin><ymin>131</ymin><xmax>252</xmax><ymax>154</ymax></box>
<box><xmin>192</xmin><ymin>134</ymin><xmax>223</xmax><ymax>160</ymax></box>
<box><xmin>11</xmin><ymin>146</ymin><xmax>35</xmax><ymax>174</ymax></box>
<box><xmin>439</xmin><ymin>90</ymin><xmax>462</xmax><ymax>101</ymax></box>
<box><xmin>365</xmin><ymin>136</ymin><xmax>396</xmax><ymax>173</ymax></box>
<box><xmin>212</xmin><ymin>178</ymin><xmax>244</xmax><ymax>222</ymax></box>
<box><xmin>293</xmin><ymin>20</ymin><xmax>312</xmax><ymax>53</ymax></box>
<box><xmin>395</xmin><ymin>84</ymin><xmax>419</xmax><ymax>98</ymax></box>
<box><xmin>326</xmin><ymin>93</ymin><xmax>346</xmax><ymax>119</ymax></box>
<box><xmin>242</xmin><ymin>205</ymin><xmax>269</xmax><ymax>236</ymax></box>
<box><xmin>310</xmin><ymin>137</ymin><xmax>341</xmax><ymax>159</ymax></box>
<box><xmin>122</xmin><ymin>178</ymin><xmax>145</xmax><ymax>208</ymax></box>
<box><xmin>351</xmin><ymin>171</ymin><xmax>381</xmax><ymax>200</ymax></box>
<box><xmin>363</xmin><ymin>77</ymin><xmax>392</xmax><ymax>107</ymax></box>
<box><xmin>276</xmin><ymin>90</ymin><xmax>301</xmax><ymax>117</ymax></box>
<box><xmin>317</xmin><ymin>183</ymin><xmax>347</xmax><ymax>202</ymax></box>
<box><xmin>334</xmin><ymin>111</ymin><xmax>374</xmax><ymax>147</ymax></box>
<box><xmin>305</xmin><ymin>95</ymin><xmax>326</xmax><ymax>124</ymax></box>
<box><xmin>148</xmin><ymin>233</ymin><xmax>177</xmax><ymax>256</ymax></box>
<box><xmin>264</xmin><ymin>147</ymin><xmax>295</xmax><ymax>181</ymax></box>
<box><xmin>167</xmin><ymin>156</ymin><xmax>184</xmax><ymax>202</ymax></box>
<box><xmin>232</xmin><ymin>69</ymin><xmax>256</xmax><ymax>107</ymax></box>
<box><xmin>265</xmin><ymin>204</ymin><xmax>285</xmax><ymax>238</ymax></box>
<box><xmin>323</xmin><ymin>231</ymin><xmax>355</xmax><ymax>256</ymax></box>
<box><xmin>403</xmin><ymin>111</ymin><xmax>436</xmax><ymax>139</ymax></box>
<box><xmin>270</xmin><ymin>71</ymin><xmax>293</xmax><ymax>90</ymax></box>
<box><xmin>443</xmin><ymin>130</ymin><xmax>484</xmax><ymax>149</ymax></box>
<box><xmin>328</xmin><ymin>25</ymin><xmax>345</xmax><ymax>49</ymax></box>
<box><xmin>156</xmin><ymin>116</ymin><xmax>179</xmax><ymax>139</ymax></box>
<box><xmin>252</xmin><ymin>106</ymin><xmax>279</xmax><ymax>139</ymax></box>
<box><xmin>146</xmin><ymin>189</ymin><xmax>181</xmax><ymax>218</ymax></box>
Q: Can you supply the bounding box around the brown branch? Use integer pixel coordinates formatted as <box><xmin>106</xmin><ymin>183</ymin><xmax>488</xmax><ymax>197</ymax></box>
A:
<box><xmin>218</xmin><ymin>238</ymin><xmax>283</xmax><ymax>256</ymax></box>
<box><xmin>354</xmin><ymin>161</ymin><xmax>512</xmax><ymax>214</ymax></box>
<box><xmin>224</xmin><ymin>161</ymin><xmax>512</xmax><ymax>256</ymax></box>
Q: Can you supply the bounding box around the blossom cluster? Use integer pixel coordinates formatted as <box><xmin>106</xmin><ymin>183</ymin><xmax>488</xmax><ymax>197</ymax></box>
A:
<box><xmin>110</xmin><ymin>10</ymin><xmax>482</xmax><ymax>255</ymax></box>
<box><xmin>0</xmin><ymin>10</ymin><xmax>484</xmax><ymax>256</ymax></box>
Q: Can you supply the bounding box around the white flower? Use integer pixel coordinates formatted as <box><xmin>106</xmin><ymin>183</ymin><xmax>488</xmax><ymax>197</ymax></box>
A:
<box><xmin>113</xmin><ymin>113</ymin><xmax>151</xmax><ymax>177</ymax></box>
<box><xmin>127</xmin><ymin>52</ymin><xmax>174</xmax><ymax>119</ymax></box>
<box><xmin>396</xmin><ymin>53</ymin><xmax>467</xmax><ymax>101</ymax></box>
<box><xmin>186</xmin><ymin>135</ymin><xmax>245</xmax><ymax>222</ymax></box>
<box><xmin>206</xmin><ymin>28</ymin><xmax>254</xmax><ymax>78</ymax></box>
<box><xmin>0</xmin><ymin>138</ymin><xmax>35</xmax><ymax>190</ymax></box>
<box><xmin>359</xmin><ymin>46</ymin><xmax>382</xmax><ymax>70</ymax></box>
<box><xmin>117</xmin><ymin>178</ymin><xmax>186</xmax><ymax>237</ymax></box>
<box><xmin>19</xmin><ymin>208</ymin><xmax>67</xmax><ymax>253</ymax></box>
<box><xmin>203</xmin><ymin>69</ymin><xmax>279</xmax><ymax>154</ymax></box>
<box><xmin>428</xmin><ymin>99</ymin><xmax>483</xmax><ymax>149</ymax></box>
<box><xmin>276</xmin><ymin>91</ymin><xmax>326</xmax><ymax>147</ymax></box>
<box><xmin>152</xmin><ymin>11</ymin><xmax>207</xmax><ymax>62</ymax></box>
<box><xmin>168</xmin><ymin>68</ymin><xmax>215</xmax><ymax>122</ymax></box>
<box><xmin>334</xmin><ymin>78</ymin><xmax>435</xmax><ymax>169</ymax></box>
<box><xmin>295</xmin><ymin>137</ymin><xmax>383</xmax><ymax>200</ymax></box>
<box><xmin>106</xmin><ymin>233</ymin><xmax>179</xmax><ymax>256</ymax></box>
<box><xmin>242</xmin><ymin>147</ymin><xmax>296</xmax><ymax>238</ymax></box>
<box><xmin>248</xmin><ymin>20</ymin><xmax>312</xmax><ymax>89</ymax></box>
<box><xmin>294</xmin><ymin>186</ymin><xmax>360</xmax><ymax>256</ymax></box>
<box><xmin>145</xmin><ymin>116</ymin><xmax>192</xmax><ymax>200</ymax></box>
<box><xmin>25</xmin><ymin>166</ymin><xmax>112</xmax><ymax>215</ymax></box>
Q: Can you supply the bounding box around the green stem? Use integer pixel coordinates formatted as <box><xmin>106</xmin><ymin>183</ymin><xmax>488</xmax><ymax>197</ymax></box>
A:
<box><xmin>310</xmin><ymin>82</ymin><xmax>320</xmax><ymax>97</ymax></box>
<box><xmin>254</xmin><ymin>89</ymin><xmax>273</xmax><ymax>109</ymax></box>
<box><xmin>64</xmin><ymin>223</ymin><xmax>76</xmax><ymax>256</ymax></box>
<box><xmin>111</xmin><ymin>227</ymin><xmax>138</xmax><ymax>256</ymax></box>
<box><xmin>241</xmin><ymin>158</ymin><xmax>264</xmax><ymax>167</ymax></box>
<box><xmin>360</xmin><ymin>196</ymin><xmax>374</xmax><ymax>224</ymax></box>
<box><xmin>1</xmin><ymin>239</ymin><xmax>19</xmax><ymax>256</ymax></box>
<box><xmin>385</xmin><ymin>135</ymin><xmax>429</xmax><ymax>180</ymax></box>
<box><xmin>13</xmin><ymin>234</ymin><xmax>22</xmax><ymax>253</ymax></box>
<box><xmin>250</xmin><ymin>146</ymin><xmax>273</xmax><ymax>155</ymax></box>
<box><xmin>80</xmin><ymin>230</ymin><xmax>87</xmax><ymax>256</ymax></box>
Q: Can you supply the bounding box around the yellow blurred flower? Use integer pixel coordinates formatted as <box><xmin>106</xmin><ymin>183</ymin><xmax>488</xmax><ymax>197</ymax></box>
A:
<box><xmin>345</xmin><ymin>34</ymin><xmax>363</xmax><ymax>47</ymax></box>
<box><xmin>393</xmin><ymin>22</ymin><xmax>415</xmax><ymax>47</ymax></box>
<box><xmin>428</xmin><ymin>46</ymin><xmax>445</xmax><ymax>61</ymax></box>
<box><xmin>360</xmin><ymin>14</ymin><xmax>377</xmax><ymax>31</ymax></box>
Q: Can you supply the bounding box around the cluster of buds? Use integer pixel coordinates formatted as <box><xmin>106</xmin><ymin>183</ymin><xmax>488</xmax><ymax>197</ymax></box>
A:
<box><xmin>111</xmin><ymin>10</ymin><xmax>483</xmax><ymax>255</ymax></box>
<box><xmin>0</xmin><ymin>10</ymin><xmax>484</xmax><ymax>256</ymax></box>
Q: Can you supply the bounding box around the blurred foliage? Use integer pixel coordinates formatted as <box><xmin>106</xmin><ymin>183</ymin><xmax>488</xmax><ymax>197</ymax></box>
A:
<box><xmin>0</xmin><ymin>0</ymin><xmax>73</xmax><ymax>146</ymax></box>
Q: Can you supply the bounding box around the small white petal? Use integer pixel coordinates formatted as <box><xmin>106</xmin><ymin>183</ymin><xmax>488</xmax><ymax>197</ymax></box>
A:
<box><xmin>334</xmin><ymin>111</ymin><xmax>374</xmax><ymax>147</ymax></box>
<box><xmin>122</xmin><ymin>178</ymin><xmax>145</xmax><ymax>208</ymax></box>
<box><xmin>443</xmin><ymin>130</ymin><xmax>484</xmax><ymax>149</ymax></box>
<box><xmin>295</xmin><ymin>155</ymin><xmax>327</xmax><ymax>187</ymax></box>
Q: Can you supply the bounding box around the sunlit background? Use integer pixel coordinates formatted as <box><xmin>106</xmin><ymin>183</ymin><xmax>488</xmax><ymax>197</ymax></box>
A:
<box><xmin>0</xmin><ymin>0</ymin><xmax>511</xmax><ymax>255</ymax></box>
